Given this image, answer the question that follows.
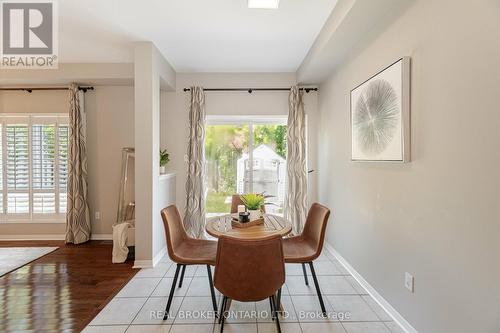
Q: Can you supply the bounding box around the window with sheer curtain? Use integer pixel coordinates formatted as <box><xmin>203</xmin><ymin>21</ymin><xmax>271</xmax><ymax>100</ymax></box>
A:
<box><xmin>0</xmin><ymin>114</ymin><xmax>68</xmax><ymax>222</ymax></box>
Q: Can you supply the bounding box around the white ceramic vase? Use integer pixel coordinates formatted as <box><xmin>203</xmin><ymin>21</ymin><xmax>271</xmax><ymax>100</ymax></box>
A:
<box><xmin>160</xmin><ymin>166</ymin><xmax>166</xmax><ymax>174</ymax></box>
<box><xmin>248</xmin><ymin>209</ymin><xmax>261</xmax><ymax>221</ymax></box>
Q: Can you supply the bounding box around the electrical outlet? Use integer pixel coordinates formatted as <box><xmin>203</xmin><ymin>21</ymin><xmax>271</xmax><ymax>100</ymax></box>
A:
<box><xmin>95</xmin><ymin>211</ymin><xmax>101</xmax><ymax>220</ymax></box>
<box><xmin>405</xmin><ymin>272</ymin><xmax>414</xmax><ymax>292</ymax></box>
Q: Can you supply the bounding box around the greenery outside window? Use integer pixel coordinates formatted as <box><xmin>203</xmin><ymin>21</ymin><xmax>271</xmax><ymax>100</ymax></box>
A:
<box><xmin>205</xmin><ymin>116</ymin><xmax>287</xmax><ymax>216</ymax></box>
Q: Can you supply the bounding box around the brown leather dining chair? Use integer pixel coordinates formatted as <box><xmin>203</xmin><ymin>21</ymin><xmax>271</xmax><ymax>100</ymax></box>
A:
<box><xmin>214</xmin><ymin>234</ymin><xmax>285</xmax><ymax>333</ymax></box>
<box><xmin>160</xmin><ymin>205</ymin><xmax>218</xmax><ymax>320</ymax></box>
<box><xmin>283</xmin><ymin>202</ymin><xmax>331</xmax><ymax>315</ymax></box>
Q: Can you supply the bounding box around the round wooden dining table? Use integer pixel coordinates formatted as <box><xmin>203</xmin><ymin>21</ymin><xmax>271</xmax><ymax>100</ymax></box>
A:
<box><xmin>205</xmin><ymin>213</ymin><xmax>292</xmax><ymax>239</ymax></box>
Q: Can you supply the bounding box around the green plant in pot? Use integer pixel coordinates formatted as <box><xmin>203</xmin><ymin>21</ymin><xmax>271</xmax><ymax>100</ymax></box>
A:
<box><xmin>240</xmin><ymin>193</ymin><xmax>265</xmax><ymax>221</ymax></box>
<box><xmin>160</xmin><ymin>149</ymin><xmax>170</xmax><ymax>174</ymax></box>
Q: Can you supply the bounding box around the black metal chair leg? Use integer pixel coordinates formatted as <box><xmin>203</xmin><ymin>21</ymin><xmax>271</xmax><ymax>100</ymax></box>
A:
<box><xmin>301</xmin><ymin>263</ymin><xmax>309</xmax><ymax>286</ymax></box>
<box><xmin>178</xmin><ymin>264</ymin><xmax>186</xmax><ymax>288</ymax></box>
<box><xmin>276</xmin><ymin>288</ymin><xmax>282</xmax><ymax>315</ymax></box>
<box><xmin>308</xmin><ymin>261</ymin><xmax>327</xmax><ymax>316</ymax></box>
<box><xmin>270</xmin><ymin>295</ymin><xmax>282</xmax><ymax>333</ymax></box>
<box><xmin>269</xmin><ymin>297</ymin><xmax>275</xmax><ymax>321</ymax></box>
<box><xmin>163</xmin><ymin>263</ymin><xmax>181</xmax><ymax>320</ymax></box>
<box><xmin>218</xmin><ymin>295</ymin><xmax>227</xmax><ymax>324</ymax></box>
<box><xmin>206</xmin><ymin>265</ymin><xmax>218</xmax><ymax>317</ymax></box>
<box><xmin>220</xmin><ymin>296</ymin><xmax>228</xmax><ymax>333</ymax></box>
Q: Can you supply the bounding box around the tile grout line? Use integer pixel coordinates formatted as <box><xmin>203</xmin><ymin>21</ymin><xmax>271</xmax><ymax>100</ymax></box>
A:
<box><xmin>171</xmin><ymin>265</ymin><xmax>194</xmax><ymax>326</ymax></box>
<box><xmin>126</xmin><ymin>259</ymin><xmax>174</xmax><ymax>331</ymax></box>
<box><xmin>125</xmin><ymin>271</ymin><xmax>164</xmax><ymax>330</ymax></box>
<box><xmin>284</xmin><ymin>289</ymin><xmax>305</xmax><ymax>333</ymax></box>
<box><xmin>86</xmin><ymin>252</ymin><xmax>396</xmax><ymax>332</ymax></box>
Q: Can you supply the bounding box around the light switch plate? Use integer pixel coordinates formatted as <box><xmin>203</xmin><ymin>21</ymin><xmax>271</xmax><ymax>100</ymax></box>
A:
<box><xmin>405</xmin><ymin>272</ymin><xmax>414</xmax><ymax>292</ymax></box>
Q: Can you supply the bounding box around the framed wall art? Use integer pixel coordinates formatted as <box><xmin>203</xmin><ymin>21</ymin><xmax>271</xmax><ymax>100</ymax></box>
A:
<box><xmin>350</xmin><ymin>57</ymin><xmax>411</xmax><ymax>162</ymax></box>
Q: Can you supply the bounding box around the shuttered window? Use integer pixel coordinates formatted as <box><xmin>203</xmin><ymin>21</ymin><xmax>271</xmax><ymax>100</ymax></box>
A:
<box><xmin>0</xmin><ymin>115</ymin><xmax>68</xmax><ymax>222</ymax></box>
<box><xmin>58</xmin><ymin>125</ymin><xmax>69</xmax><ymax>214</ymax></box>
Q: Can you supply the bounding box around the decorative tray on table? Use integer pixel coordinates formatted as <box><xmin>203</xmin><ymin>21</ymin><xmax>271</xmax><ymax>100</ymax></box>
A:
<box><xmin>231</xmin><ymin>213</ymin><xmax>264</xmax><ymax>229</ymax></box>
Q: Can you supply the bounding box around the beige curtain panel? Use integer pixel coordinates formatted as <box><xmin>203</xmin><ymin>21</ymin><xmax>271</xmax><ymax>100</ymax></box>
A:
<box><xmin>65</xmin><ymin>83</ymin><xmax>91</xmax><ymax>244</ymax></box>
<box><xmin>285</xmin><ymin>86</ymin><xmax>308</xmax><ymax>235</ymax></box>
<box><xmin>184</xmin><ymin>86</ymin><xmax>207</xmax><ymax>238</ymax></box>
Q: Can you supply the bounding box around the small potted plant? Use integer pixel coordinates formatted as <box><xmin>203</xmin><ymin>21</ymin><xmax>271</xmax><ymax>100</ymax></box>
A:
<box><xmin>160</xmin><ymin>149</ymin><xmax>170</xmax><ymax>174</ymax></box>
<box><xmin>240</xmin><ymin>193</ymin><xmax>265</xmax><ymax>221</ymax></box>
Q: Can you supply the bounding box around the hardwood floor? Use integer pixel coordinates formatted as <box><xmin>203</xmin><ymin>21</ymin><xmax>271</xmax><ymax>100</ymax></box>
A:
<box><xmin>0</xmin><ymin>240</ymin><xmax>138</xmax><ymax>332</ymax></box>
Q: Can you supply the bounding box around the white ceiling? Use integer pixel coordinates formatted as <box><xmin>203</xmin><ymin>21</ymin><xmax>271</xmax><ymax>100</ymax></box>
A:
<box><xmin>59</xmin><ymin>0</ymin><xmax>338</xmax><ymax>72</ymax></box>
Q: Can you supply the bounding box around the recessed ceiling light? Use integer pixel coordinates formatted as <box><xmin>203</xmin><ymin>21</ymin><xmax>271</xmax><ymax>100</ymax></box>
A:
<box><xmin>248</xmin><ymin>0</ymin><xmax>280</xmax><ymax>9</ymax></box>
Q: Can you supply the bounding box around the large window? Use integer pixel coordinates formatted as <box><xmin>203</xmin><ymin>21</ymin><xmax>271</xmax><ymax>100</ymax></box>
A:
<box><xmin>0</xmin><ymin>114</ymin><xmax>69</xmax><ymax>222</ymax></box>
<box><xmin>205</xmin><ymin>116</ymin><xmax>287</xmax><ymax>216</ymax></box>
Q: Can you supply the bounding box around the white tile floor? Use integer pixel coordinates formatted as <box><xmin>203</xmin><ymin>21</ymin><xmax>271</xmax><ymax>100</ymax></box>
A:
<box><xmin>83</xmin><ymin>251</ymin><xmax>405</xmax><ymax>333</ymax></box>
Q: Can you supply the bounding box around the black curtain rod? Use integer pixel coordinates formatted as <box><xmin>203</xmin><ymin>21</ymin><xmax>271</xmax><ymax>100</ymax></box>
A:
<box><xmin>183</xmin><ymin>87</ymin><xmax>318</xmax><ymax>93</ymax></box>
<box><xmin>0</xmin><ymin>86</ymin><xmax>95</xmax><ymax>93</ymax></box>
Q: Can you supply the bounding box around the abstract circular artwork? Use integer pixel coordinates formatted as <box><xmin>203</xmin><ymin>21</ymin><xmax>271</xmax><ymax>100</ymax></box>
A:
<box><xmin>353</xmin><ymin>79</ymin><xmax>399</xmax><ymax>156</ymax></box>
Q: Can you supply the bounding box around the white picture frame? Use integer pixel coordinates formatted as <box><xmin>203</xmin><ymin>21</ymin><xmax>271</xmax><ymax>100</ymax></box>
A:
<box><xmin>350</xmin><ymin>57</ymin><xmax>411</xmax><ymax>162</ymax></box>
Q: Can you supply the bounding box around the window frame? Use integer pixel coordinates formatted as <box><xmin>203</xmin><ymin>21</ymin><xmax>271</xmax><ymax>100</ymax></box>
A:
<box><xmin>205</xmin><ymin>115</ymin><xmax>288</xmax><ymax>213</ymax></box>
<box><xmin>0</xmin><ymin>113</ymin><xmax>69</xmax><ymax>224</ymax></box>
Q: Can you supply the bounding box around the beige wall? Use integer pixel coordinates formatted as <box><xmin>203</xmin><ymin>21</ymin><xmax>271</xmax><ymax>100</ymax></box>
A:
<box><xmin>161</xmin><ymin>73</ymin><xmax>318</xmax><ymax>215</ymax></box>
<box><xmin>0</xmin><ymin>86</ymin><xmax>134</xmax><ymax>237</ymax></box>
<box><xmin>317</xmin><ymin>0</ymin><xmax>500</xmax><ymax>332</ymax></box>
<box><xmin>87</xmin><ymin>86</ymin><xmax>135</xmax><ymax>235</ymax></box>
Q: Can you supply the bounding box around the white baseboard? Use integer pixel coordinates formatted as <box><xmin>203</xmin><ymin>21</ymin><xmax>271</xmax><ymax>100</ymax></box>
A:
<box><xmin>133</xmin><ymin>259</ymin><xmax>152</xmax><ymax>268</ymax></box>
<box><xmin>0</xmin><ymin>233</ymin><xmax>113</xmax><ymax>241</ymax></box>
<box><xmin>153</xmin><ymin>247</ymin><xmax>167</xmax><ymax>266</ymax></box>
<box><xmin>90</xmin><ymin>234</ymin><xmax>113</xmax><ymax>240</ymax></box>
<box><xmin>134</xmin><ymin>247</ymin><xmax>167</xmax><ymax>269</ymax></box>
<box><xmin>324</xmin><ymin>242</ymin><xmax>418</xmax><ymax>333</ymax></box>
<box><xmin>0</xmin><ymin>234</ymin><xmax>65</xmax><ymax>241</ymax></box>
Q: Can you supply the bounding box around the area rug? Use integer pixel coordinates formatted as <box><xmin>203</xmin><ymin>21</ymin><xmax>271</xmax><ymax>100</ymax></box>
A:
<box><xmin>0</xmin><ymin>247</ymin><xmax>59</xmax><ymax>277</ymax></box>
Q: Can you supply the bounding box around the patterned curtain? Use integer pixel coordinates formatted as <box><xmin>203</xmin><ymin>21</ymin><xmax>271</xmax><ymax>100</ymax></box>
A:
<box><xmin>65</xmin><ymin>83</ymin><xmax>91</xmax><ymax>244</ymax></box>
<box><xmin>284</xmin><ymin>86</ymin><xmax>308</xmax><ymax>235</ymax></box>
<box><xmin>184</xmin><ymin>87</ymin><xmax>207</xmax><ymax>238</ymax></box>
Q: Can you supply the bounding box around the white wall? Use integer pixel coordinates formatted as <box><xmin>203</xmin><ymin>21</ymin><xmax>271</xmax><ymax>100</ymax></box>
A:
<box><xmin>155</xmin><ymin>174</ymin><xmax>176</xmax><ymax>258</ymax></box>
<box><xmin>134</xmin><ymin>42</ymin><xmax>176</xmax><ymax>266</ymax></box>
<box><xmin>317</xmin><ymin>0</ymin><xmax>500</xmax><ymax>332</ymax></box>
<box><xmin>161</xmin><ymin>73</ymin><xmax>318</xmax><ymax>215</ymax></box>
<box><xmin>0</xmin><ymin>86</ymin><xmax>134</xmax><ymax>238</ymax></box>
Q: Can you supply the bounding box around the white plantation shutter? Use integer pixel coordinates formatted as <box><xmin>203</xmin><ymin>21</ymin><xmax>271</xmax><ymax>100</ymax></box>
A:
<box><xmin>0</xmin><ymin>115</ymin><xmax>69</xmax><ymax>221</ymax></box>
<box><xmin>32</xmin><ymin>123</ymin><xmax>56</xmax><ymax>214</ymax></box>
<box><xmin>6</xmin><ymin>122</ymin><xmax>30</xmax><ymax>214</ymax></box>
<box><xmin>58</xmin><ymin>124</ymin><xmax>69</xmax><ymax>213</ymax></box>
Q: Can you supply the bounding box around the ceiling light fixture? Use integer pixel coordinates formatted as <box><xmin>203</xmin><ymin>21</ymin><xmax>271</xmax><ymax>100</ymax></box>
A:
<box><xmin>248</xmin><ymin>0</ymin><xmax>280</xmax><ymax>9</ymax></box>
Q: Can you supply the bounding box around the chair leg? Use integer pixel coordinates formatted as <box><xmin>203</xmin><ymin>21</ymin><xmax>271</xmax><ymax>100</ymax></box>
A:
<box><xmin>218</xmin><ymin>295</ymin><xmax>227</xmax><ymax>324</ymax></box>
<box><xmin>270</xmin><ymin>295</ymin><xmax>282</xmax><ymax>333</ymax></box>
<box><xmin>269</xmin><ymin>297</ymin><xmax>275</xmax><ymax>321</ymax></box>
<box><xmin>276</xmin><ymin>288</ymin><xmax>282</xmax><ymax>315</ymax></box>
<box><xmin>308</xmin><ymin>261</ymin><xmax>327</xmax><ymax>316</ymax></box>
<box><xmin>220</xmin><ymin>296</ymin><xmax>228</xmax><ymax>333</ymax></box>
<box><xmin>178</xmin><ymin>264</ymin><xmax>186</xmax><ymax>288</ymax></box>
<box><xmin>206</xmin><ymin>265</ymin><xmax>218</xmax><ymax>317</ymax></box>
<box><xmin>301</xmin><ymin>263</ymin><xmax>309</xmax><ymax>286</ymax></box>
<box><xmin>163</xmin><ymin>263</ymin><xmax>181</xmax><ymax>320</ymax></box>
